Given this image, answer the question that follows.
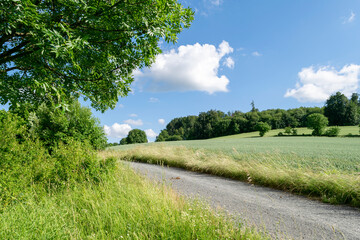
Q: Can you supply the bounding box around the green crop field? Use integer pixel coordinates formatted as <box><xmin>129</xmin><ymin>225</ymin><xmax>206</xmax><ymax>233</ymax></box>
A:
<box><xmin>108</xmin><ymin>126</ymin><xmax>360</xmax><ymax>207</ymax></box>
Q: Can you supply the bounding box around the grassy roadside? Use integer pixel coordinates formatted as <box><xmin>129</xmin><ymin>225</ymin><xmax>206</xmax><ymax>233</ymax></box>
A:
<box><xmin>0</xmin><ymin>162</ymin><xmax>264</xmax><ymax>239</ymax></box>
<box><xmin>106</xmin><ymin>145</ymin><xmax>360</xmax><ymax>208</ymax></box>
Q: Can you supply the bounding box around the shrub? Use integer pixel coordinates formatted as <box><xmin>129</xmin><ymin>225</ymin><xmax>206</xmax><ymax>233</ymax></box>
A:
<box><xmin>284</xmin><ymin>127</ymin><xmax>292</xmax><ymax>135</ymax></box>
<box><xmin>278</xmin><ymin>132</ymin><xmax>284</xmax><ymax>136</ymax></box>
<box><xmin>11</xmin><ymin>101</ymin><xmax>107</xmax><ymax>151</ymax></box>
<box><xmin>0</xmin><ymin>111</ymin><xmax>113</xmax><ymax>211</ymax></box>
<box><xmin>292</xmin><ymin>128</ymin><xmax>298</xmax><ymax>136</ymax></box>
<box><xmin>325</xmin><ymin>127</ymin><xmax>341</xmax><ymax>137</ymax></box>
<box><xmin>255</xmin><ymin>122</ymin><xmax>271</xmax><ymax>137</ymax></box>
<box><xmin>306</xmin><ymin>113</ymin><xmax>328</xmax><ymax>136</ymax></box>
<box><xmin>166</xmin><ymin>135</ymin><xmax>183</xmax><ymax>141</ymax></box>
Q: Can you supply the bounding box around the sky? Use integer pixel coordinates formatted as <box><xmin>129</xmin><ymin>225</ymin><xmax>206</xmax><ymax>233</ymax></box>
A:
<box><xmin>90</xmin><ymin>1</ymin><xmax>360</xmax><ymax>142</ymax></box>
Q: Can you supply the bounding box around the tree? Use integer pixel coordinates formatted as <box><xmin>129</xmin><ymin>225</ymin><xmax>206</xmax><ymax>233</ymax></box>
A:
<box><xmin>0</xmin><ymin>0</ymin><xmax>194</xmax><ymax>111</ymax></box>
<box><xmin>126</xmin><ymin>129</ymin><xmax>148</xmax><ymax>144</ymax></box>
<box><xmin>119</xmin><ymin>138</ymin><xmax>127</xmax><ymax>145</ymax></box>
<box><xmin>324</xmin><ymin>92</ymin><xmax>348</xmax><ymax>126</ymax></box>
<box><xmin>155</xmin><ymin>129</ymin><xmax>170</xmax><ymax>142</ymax></box>
<box><xmin>306</xmin><ymin>113</ymin><xmax>328</xmax><ymax>136</ymax></box>
<box><xmin>255</xmin><ymin>122</ymin><xmax>271</xmax><ymax>137</ymax></box>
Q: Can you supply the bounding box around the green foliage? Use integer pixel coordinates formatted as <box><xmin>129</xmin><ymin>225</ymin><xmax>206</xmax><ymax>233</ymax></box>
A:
<box><xmin>278</xmin><ymin>132</ymin><xmax>284</xmax><ymax>136</ymax></box>
<box><xmin>292</xmin><ymin>128</ymin><xmax>298</xmax><ymax>135</ymax></box>
<box><xmin>155</xmin><ymin>129</ymin><xmax>170</xmax><ymax>142</ymax></box>
<box><xmin>0</xmin><ymin>111</ymin><xmax>113</xmax><ymax>210</ymax></box>
<box><xmin>119</xmin><ymin>137</ymin><xmax>128</xmax><ymax>145</ymax></box>
<box><xmin>306</xmin><ymin>113</ymin><xmax>329</xmax><ymax>136</ymax></box>
<box><xmin>11</xmin><ymin>101</ymin><xmax>107</xmax><ymax>150</ymax></box>
<box><xmin>159</xmin><ymin>106</ymin><xmax>324</xmax><ymax>141</ymax></box>
<box><xmin>324</xmin><ymin>92</ymin><xmax>360</xmax><ymax>126</ymax></box>
<box><xmin>325</xmin><ymin>127</ymin><xmax>341</xmax><ymax>137</ymax></box>
<box><xmin>255</xmin><ymin>122</ymin><xmax>271</xmax><ymax>137</ymax></box>
<box><xmin>126</xmin><ymin>129</ymin><xmax>148</xmax><ymax>144</ymax></box>
<box><xmin>284</xmin><ymin>127</ymin><xmax>292</xmax><ymax>135</ymax></box>
<box><xmin>166</xmin><ymin>135</ymin><xmax>183</xmax><ymax>141</ymax></box>
<box><xmin>0</xmin><ymin>0</ymin><xmax>194</xmax><ymax>111</ymax></box>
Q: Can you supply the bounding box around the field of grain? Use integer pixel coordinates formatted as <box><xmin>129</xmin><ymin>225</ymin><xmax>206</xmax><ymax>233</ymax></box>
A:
<box><xmin>108</xmin><ymin>126</ymin><xmax>360</xmax><ymax>207</ymax></box>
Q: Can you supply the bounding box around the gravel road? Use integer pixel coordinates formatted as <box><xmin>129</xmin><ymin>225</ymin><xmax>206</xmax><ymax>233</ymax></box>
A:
<box><xmin>128</xmin><ymin>161</ymin><xmax>360</xmax><ymax>240</ymax></box>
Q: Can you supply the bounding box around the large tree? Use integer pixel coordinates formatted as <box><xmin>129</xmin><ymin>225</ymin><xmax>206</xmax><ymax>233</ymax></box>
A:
<box><xmin>0</xmin><ymin>0</ymin><xmax>193</xmax><ymax>111</ymax></box>
<box><xmin>126</xmin><ymin>129</ymin><xmax>147</xmax><ymax>144</ymax></box>
<box><xmin>324</xmin><ymin>92</ymin><xmax>349</xmax><ymax>126</ymax></box>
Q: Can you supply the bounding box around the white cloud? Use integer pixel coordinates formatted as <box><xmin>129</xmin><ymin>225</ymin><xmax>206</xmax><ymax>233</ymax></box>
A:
<box><xmin>145</xmin><ymin>129</ymin><xmax>158</xmax><ymax>138</ymax></box>
<box><xmin>135</xmin><ymin>41</ymin><xmax>233</xmax><ymax>94</ymax></box>
<box><xmin>129</xmin><ymin>113</ymin><xmax>138</xmax><ymax>117</ymax></box>
<box><xmin>285</xmin><ymin>64</ymin><xmax>360</xmax><ymax>102</ymax></box>
<box><xmin>252</xmin><ymin>51</ymin><xmax>262</xmax><ymax>57</ymax></box>
<box><xmin>343</xmin><ymin>11</ymin><xmax>355</xmax><ymax>24</ymax></box>
<box><xmin>104</xmin><ymin>123</ymin><xmax>132</xmax><ymax>139</ymax></box>
<box><xmin>118</xmin><ymin>104</ymin><xmax>124</xmax><ymax>108</ymax></box>
<box><xmin>149</xmin><ymin>97</ymin><xmax>159</xmax><ymax>103</ymax></box>
<box><xmin>158</xmin><ymin>119</ymin><xmax>165</xmax><ymax>125</ymax></box>
<box><xmin>209</xmin><ymin>0</ymin><xmax>223</xmax><ymax>6</ymax></box>
<box><xmin>123</xmin><ymin>119</ymin><xmax>143</xmax><ymax>126</ymax></box>
<box><xmin>223</xmin><ymin>57</ymin><xmax>235</xmax><ymax>69</ymax></box>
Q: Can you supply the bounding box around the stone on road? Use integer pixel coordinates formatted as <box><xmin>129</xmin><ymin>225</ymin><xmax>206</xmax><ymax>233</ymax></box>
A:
<box><xmin>128</xmin><ymin>161</ymin><xmax>360</xmax><ymax>240</ymax></box>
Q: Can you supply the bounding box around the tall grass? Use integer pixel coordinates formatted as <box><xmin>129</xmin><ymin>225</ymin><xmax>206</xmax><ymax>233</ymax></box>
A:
<box><xmin>107</xmin><ymin>145</ymin><xmax>360</xmax><ymax>207</ymax></box>
<box><xmin>0</xmin><ymin>162</ymin><xmax>264</xmax><ymax>239</ymax></box>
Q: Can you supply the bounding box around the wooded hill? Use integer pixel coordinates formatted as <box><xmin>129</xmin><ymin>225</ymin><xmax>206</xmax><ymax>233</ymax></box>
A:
<box><xmin>156</xmin><ymin>92</ymin><xmax>360</xmax><ymax>141</ymax></box>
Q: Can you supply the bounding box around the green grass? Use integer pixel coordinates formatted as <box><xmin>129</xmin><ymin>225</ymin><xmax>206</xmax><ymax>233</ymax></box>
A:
<box><xmin>108</xmin><ymin>126</ymin><xmax>360</xmax><ymax>207</ymax></box>
<box><xmin>0</xmin><ymin>162</ymin><xmax>264</xmax><ymax>239</ymax></box>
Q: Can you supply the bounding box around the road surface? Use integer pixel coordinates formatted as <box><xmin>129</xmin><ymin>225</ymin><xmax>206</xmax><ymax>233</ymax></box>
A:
<box><xmin>128</xmin><ymin>161</ymin><xmax>360</xmax><ymax>240</ymax></box>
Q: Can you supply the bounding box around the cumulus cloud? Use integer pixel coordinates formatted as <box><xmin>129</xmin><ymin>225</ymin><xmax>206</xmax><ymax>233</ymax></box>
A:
<box><xmin>135</xmin><ymin>41</ymin><xmax>233</xmax><ymax>94</ymax></box>
<box><xmin>285</xmin><ymin>64</ymin><xmax>360</xmax><ymax>102</ymax></box>
<box><xmin>123</xmin><ymin>119</ymin><xmax>143</xmax><ymax>126</ymax></box>
<box><xmin>104</xmin><ymin>123</ymin><xmax>131</xmax><ymax>139</ymax></box>
<box><xmin>158</xmin><ymin>118</ymin><xmax>165</xmax><ymax>125</ymax></box>
<box><xmin>343</xmin><ymin>11</ymin><xmax>355</xmax><ymax>24</ymax></box>
<box><xmin>223</xmin><ymin>57</ymin><xmax>235</xmax><ymax>69</ymax></box>
<box><xmin>145</xmin><ymin>129</ymin><xmax>158</xmax><ymax>138</ymax></box>
<box><xmin>252</xmin><ymin>51</ymin><xmax>262</xmax><ymax>57</ymax></box>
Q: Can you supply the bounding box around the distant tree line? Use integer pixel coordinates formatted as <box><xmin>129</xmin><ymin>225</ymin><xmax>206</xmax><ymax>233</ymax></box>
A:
<box><xmin>156</xmin><ymin>92</ymin><xmax>360</xmax><ymax>141</ymax></box>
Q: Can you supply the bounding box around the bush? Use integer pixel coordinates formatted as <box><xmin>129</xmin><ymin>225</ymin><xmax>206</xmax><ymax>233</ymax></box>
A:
<box><xmin>278</xmin><ymin>132</ymin><xmax>284</xmax><ymax>136</ymax></box>
<box><xmin>325</xmin><ymin>127</ymin><xmax>341</xmax><ymax>137</ymax></box>
<box><xmin>166</xmin><ymin>135</ymin><xmax>183</xmax><ymax>141</ymax></box>
<box><xmin>255</xmin><ymin>122</ymin><xmax>271</xmax><ymax>137</ymax></box>
<box><xmin>11</xmin><ymin>101</ymin><xmax>107</xmax><ymax>151</ymax></box>
<box><xmin>306</xmin><ymin>113</ymin><xmax>328</xmax><ymax>136</ymax></box>
<box><xmin>0</xmin><ymin>111</ymin><xmax>113</xmax><ymax>211</ymax></box>
<box><xmin>284</xmin><ymin>127</ymin><xmax>292</xmax><ymax>135</ymax></box>
<box><xmin>292</xmin><ymin>128</ymin><xmax>298</xmax><ymax>135</ymax></box>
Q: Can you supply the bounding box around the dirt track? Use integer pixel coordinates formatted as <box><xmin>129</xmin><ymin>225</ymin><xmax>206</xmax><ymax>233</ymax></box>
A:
<box><xmin>128</xmin><ymin>161</ymin><xmax>360</xmax><ymax>240</ymax></box>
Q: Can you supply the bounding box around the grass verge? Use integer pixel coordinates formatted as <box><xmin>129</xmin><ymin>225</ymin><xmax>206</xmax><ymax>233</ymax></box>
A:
<box><xmin>105</xmin><ymin>145</ymin><xmax>360</xmax><ymax>208</ymax></box>
<box><xmin>0</xmin><ymin>162</ymin><xmax>264</xmax><ymax>239</ymax></box>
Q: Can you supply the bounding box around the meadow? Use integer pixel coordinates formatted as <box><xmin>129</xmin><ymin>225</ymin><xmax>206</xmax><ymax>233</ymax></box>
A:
<box><xmin>0</xmin><ymin>162</ymin><xmax>264</xmax><ymax>239</ymax></box>
<box><xmin>108</xmin><ymin>126</ymin><xmax>360</xmax><ymax>207</ymax></box>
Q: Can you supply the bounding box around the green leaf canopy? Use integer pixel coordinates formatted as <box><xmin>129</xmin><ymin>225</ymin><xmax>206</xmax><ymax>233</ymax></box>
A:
<box><xmin>0</xmin><ymin>0</ymin><xmax>193</xmax><ymax>111</ymax></box>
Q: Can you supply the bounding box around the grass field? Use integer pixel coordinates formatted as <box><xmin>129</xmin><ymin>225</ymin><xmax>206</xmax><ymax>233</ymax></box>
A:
<box><xmin>0</xmin><ymin>162</ymin><xmax>264</xmax><ymax>239</ymax></box>
<box><xmin>108</xmin><ymin>126</ymin><xmax>360</xmax><ymax>207</ymax></box>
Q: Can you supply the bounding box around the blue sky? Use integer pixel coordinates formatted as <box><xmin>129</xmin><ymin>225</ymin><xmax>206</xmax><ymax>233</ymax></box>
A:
<box><xmin>94</xmin><ymin>0</ymin><xmax>360</xmax><ymax>142</ymax></box>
